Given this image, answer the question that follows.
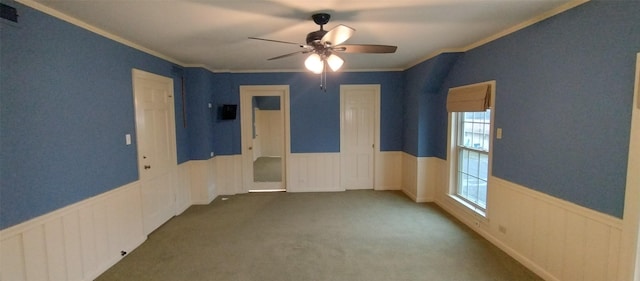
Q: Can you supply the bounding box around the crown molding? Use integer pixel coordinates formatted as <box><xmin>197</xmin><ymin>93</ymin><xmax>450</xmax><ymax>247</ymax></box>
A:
<box><xmin>16</xmin><ymin>0</ymin><xmax>589</xmax><ymax>74</ymax></box>
<box><xmin>16</xmin><ymin>0</ymin><xmax>186</xmax><ymax>67</ymax></box>
<box><xmin>403</xmin><ymin>48</ymin><xmax>468</xmax><ymax>70</ymax></box>
<box><xmin>402</xmin><ymin>0</ymin><xmax>589</xmax><ymax>71</ymax></box>
<box><xmin>461</xmin><ymin>0</ymin><xmax>589</xmax><ymax>52</ymax></box>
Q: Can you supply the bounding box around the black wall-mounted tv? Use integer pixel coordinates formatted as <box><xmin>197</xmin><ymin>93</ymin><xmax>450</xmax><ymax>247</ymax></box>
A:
<box><xmin>221</xmin><ymin>104</ymin><xmax>237</xmax><ymax>120</ymax></box>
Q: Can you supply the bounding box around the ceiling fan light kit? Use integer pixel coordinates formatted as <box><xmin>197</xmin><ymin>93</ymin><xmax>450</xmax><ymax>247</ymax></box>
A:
<box><xmin>326</xmin><ymin>54</ymin><xmax>344</xmax><ymax>71</ymax></box>
<box><xmin>304</xmin><ymin>53</ymin><xmax>324</xmax><ymax>74</ymax></box>
<box><xmin>250</xmin><ymin>12</ymin><xmax>397</xmax><ymax>88</ymax></box>
<box><xmin>304</xmin><ymin>52</ymin><xmax>344</xmax><ymax>73</ymax></box>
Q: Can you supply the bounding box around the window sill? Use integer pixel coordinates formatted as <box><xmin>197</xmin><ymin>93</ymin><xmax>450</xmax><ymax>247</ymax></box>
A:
<box><xmin>448</xmin><ymin>194</ymin><xmax>487</xmax><ymax>218</ymax></box>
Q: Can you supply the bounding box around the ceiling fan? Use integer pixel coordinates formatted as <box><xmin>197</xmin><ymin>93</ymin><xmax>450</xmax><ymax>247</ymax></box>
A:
<box><xmin>249</xmin><ymin>13</ymin><xmax>397</xmax><ymax>74</ymax></box>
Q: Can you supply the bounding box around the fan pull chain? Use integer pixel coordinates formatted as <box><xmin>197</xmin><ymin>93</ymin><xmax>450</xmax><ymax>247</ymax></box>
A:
<box><xmin>319</xmin><ymin>69</ymin><xmax>323</xmax><ymax>91</ymax></box>
<box><xmin>320</xmin><ymin>61</ymin><xmax>327</xmax><ymax>92</ymax></box>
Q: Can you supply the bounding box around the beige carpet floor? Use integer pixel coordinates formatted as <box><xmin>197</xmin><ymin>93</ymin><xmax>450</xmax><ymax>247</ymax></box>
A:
<box><xmin>96</xmin><ymin>190</ymin><xmax>542</xmax><ymax>281</ymax></box>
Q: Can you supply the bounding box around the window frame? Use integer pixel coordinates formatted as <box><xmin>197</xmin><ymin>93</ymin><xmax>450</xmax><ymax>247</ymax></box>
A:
<box><xmin>447</xmin><ymin>81</ymin><xmax>496</xmax><ymax>217</ymax></box>
<box><xmin>454</xmin><ymin>111</ymin><xmax>491</xmax><ymax>210</ymax></box>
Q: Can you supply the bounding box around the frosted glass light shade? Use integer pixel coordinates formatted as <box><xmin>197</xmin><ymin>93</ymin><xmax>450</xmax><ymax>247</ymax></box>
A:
<box><xmin>326</xmin><ymin>54</ymin><xmax>344</xmax><ymax>71</ymax></box>
<box><xmin>304</xmin><ymin>54</ymin><xmax>324</xmax><ymax>74</ymax></box>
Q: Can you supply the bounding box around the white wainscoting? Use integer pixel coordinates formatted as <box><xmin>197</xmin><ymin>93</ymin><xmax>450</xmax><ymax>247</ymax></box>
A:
<box><xmin>189</xmin><ymin>155</ymin><xmax>244</xmax><ymax>203</ymax></box>
<box><xmin>400</xmin><ymin>153</ymin><xmax>438</xmax><ymax>202</ymax></box>
<box><xmin>140</xmin><ymin>168</ymin><xmax>177</xmax><ymax>235</ymax></box>
<box><xmin>213</xmin><ymin>155</ymin><xmax>243</xmax><ymax>196</ymax></box>
<box><xmin>204</xmin><ymin>152</ymin><xmax>402</xmax><ymax>194</ymax></box>
<box><xmin>189</xmin><ymin>158</ymin><xmax>217</xmax><ymax>204</ymax></box>
<box><xmin>269</xmin><ymin>152</ymin><xmax>403</xmax><ymax>193</ymax></box>
<box><xmin>175</xmin><ymin>162</ymin><xmax>193</xmax><ymax>215</ymax></box>
<box><xmin>287</xmin><ymin>153</ymin><xmax>342</xmax><ymax>192</ymax></box>
<box><xmin>0</xmin><ymin>161</ymin><xmax>194</xmax><ymax>281</ymax></box>
<box><xmin>434</xmin><ymin>157</ymin><xmax>624</xmax><ymax>281</ymax></box>
<box><xmin>0</xmin><ymin>182</ymin><xmax>146</xmax><ymax>281</ymax></box>
<box><xmin>374</xmin><ymin>151</ymin><xmax>402</xmax><ymax>191</ymax></box>
<box><xmin>16</xmin><ymin>151</ymin><xmax>621</xmax><ymax>281</ymax></box>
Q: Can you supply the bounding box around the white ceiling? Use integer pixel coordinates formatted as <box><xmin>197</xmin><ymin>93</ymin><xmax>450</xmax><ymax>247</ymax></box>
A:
<box><xmin>29</xmin><ymin>0</ymin><xmax>580</xmax><ymax>72</ymax></box>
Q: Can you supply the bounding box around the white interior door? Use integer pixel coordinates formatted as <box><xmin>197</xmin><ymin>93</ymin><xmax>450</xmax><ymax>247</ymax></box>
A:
<box><xmin>340</xmin><ymin>85</ymin><xmax>380</xmax><ymax>190</ymax></box>
<box><xmin>240</xmin><ymin>85</ymin><xmax>289</xmax><ymax>192</ymax></box>
<box><xmin>132</xmin><ymin>69</ymin><xmax>177</xmax><ymax>235</ymax></box>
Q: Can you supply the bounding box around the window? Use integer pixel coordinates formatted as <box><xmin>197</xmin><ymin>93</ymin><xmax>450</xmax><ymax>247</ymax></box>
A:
<box><xmin>446</xmin><ymin>81</ymin><xmax>493</xmax><ymax>215</ymax></box>
<box><xmin>454</xmin><ymin>110</ymin><xmax>491</xmax><ymax>210</ymax></box>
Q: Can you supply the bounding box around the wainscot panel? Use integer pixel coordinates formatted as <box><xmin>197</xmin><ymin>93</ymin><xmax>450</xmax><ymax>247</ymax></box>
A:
<box><xmin>435</xmin><ymin>155</ymin><xmax>623</xmax><ymax>281</ymax></box>
<box><xmin>0</xmin><ymin>182</ymin><xmax>146</xmax><ymax>281</ymax></box>
<box><xmin>374</xmin><ymin>151</ymin><xmax>402</xmax><ymax>191</ymax></box>
<box><xmin>189</xmin><ymin>158</ymin><xmax>217</xmax><ymax>204</ymax></box>
<box><xmin>213</xmin><ymin>155</ymin><xmax>243</xmax><ymax>195</ymax></box>
<box><xmin>175</xmin><ymin>162</ymin><xmax>193</xmax><ymax>214</ymax></box>
<box><xmin>287</xmin><ymin>153</ymin><xmax>341</xmax><ymax>192</ymax></box>
<box><xmin>401</xmin><ymin>153</ymin><xmax>437</xmax><ymax>202</ymax></box>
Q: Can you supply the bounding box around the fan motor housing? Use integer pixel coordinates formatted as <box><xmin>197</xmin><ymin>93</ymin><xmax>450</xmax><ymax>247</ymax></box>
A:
<box><xmin>306</xmin><ymin>30</ymin><xmax>327</xmax><ymax>45</ymax></box>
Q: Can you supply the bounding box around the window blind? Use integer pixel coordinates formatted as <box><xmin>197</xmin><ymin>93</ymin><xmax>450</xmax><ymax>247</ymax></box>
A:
<box><xmin>446</xmin><ymin>83</ymin><xmax>491</xmax><ymax>112</ymax></box>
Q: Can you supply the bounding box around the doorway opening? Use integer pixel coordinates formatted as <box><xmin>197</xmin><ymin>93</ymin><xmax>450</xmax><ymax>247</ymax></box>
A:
<box><xmin>240</xmin><ymin>86</ymin><xmax>290</xmax><ymax>193</ymax></box>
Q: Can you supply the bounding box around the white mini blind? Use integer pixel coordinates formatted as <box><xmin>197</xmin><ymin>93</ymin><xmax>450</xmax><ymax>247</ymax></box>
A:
<box><xmin>447</xmin><ymin>83</ymin><xmax>491</xmax><ymax>112</ymax></box>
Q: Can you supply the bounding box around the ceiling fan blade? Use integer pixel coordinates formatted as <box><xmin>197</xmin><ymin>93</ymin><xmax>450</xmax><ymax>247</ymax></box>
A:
<box><xmin>267</xmin><ymin>50</ymin><xmax>309</xmax><ymax>61</ymax></box>
<box><xmin>249</xmin><ymin>37</ymin><xmax>306</xmax><ymax>48</ymax></box>
<box><xmin>333</xmin><ymin>44</ymin><xmax>398</xmax><ymax>53</ymax></box>
<box><xmin>321</xmin><ymin>24</ymin><xmax>355</xmax><ymax>46</ymax></box>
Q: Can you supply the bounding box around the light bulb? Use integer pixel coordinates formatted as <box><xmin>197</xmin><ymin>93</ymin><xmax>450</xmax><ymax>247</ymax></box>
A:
<box><xmin>326</xmin><ymin>54</ymin><xmax>344</xmax><ymax>71</ymax></box>
<box><xmin>304</xmin><ymin>54</ymin><xmax>324</xmax><ymax>74</ymax></box>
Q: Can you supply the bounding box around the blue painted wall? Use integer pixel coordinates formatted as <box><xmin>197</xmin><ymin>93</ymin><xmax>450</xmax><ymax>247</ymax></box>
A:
<box><xmin>184</xmin><ymin>67</ymin><xmax>215</xmax><ymax>160</ymax></box>
<box><xmin>2</xmin><ymin>0</ymin><xmax>637</xmax><ymax>230</ymax></box>
<box><xmin>402</xmin><ymin>53</ymin><xmax>461</xmax><ymax>157</ymax></box>
<box><xmin>209</xmin><ymin>73</ymin><xmax>239</xmax><ymax>156</ymax></box>
<box><xmin>437</xmin><ymin>1</ymin><xmax>640</xmax><ymax>218</ymax></box>
<box><xmin>185</xmin><ymin>71</ymin><xmax>403</xmax><ymax>158</ymax></box>
<box><xmin>206</xmin><ymin>71</ymin><xmax>405</xmax><ymax>154</ymax></box>
<box><xmin>0</xmin><ymin>1</ymin><xmax>188</xmax><ymax>229</ymax></box>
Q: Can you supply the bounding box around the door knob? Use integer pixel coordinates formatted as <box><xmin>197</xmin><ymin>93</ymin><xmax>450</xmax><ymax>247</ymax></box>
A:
<box><xmin>248</xmin><ymin>146</ymin><xmax>253</xmax><ymax>150</ymax></box>
<box><xmin>144</xmin><ymin>165</ymin><xmax>151</xmax><ymax>170</ymax></box>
